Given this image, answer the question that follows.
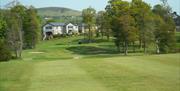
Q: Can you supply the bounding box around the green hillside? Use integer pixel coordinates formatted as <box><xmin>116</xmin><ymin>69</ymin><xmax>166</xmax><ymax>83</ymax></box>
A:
<box><xmin>37</xmin><ymin>7</ymin><xmax>82</xmax><ymax>17</ymax></box>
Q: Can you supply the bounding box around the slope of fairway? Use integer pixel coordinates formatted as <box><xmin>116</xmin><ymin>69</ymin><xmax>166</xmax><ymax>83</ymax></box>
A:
<box><xmin>0</xmin><ymin>37</ymin><xmax>179</xmax><ymax>91</ymax></box>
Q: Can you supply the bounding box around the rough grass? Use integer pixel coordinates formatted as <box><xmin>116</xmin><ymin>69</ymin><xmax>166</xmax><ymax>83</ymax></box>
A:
<box><xmin>0</xmin><ymin>36</ymin><xmax>179</xmax><ymax>91</ymax></box>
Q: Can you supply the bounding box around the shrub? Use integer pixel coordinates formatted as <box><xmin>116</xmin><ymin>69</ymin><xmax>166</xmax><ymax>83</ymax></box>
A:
<box><xmin>0</xmin><ymin>40</ymin><xmax>11</xmax><ymax>62</ymax></box>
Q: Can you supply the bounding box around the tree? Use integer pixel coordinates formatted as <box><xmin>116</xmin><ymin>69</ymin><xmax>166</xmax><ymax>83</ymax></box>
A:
<box><xmin>5</xmin><ymin>11</ymin><xmax>23</xmax><ymax>58</ymax></box>
<box><xmin>0</xmin><ymin>14</ymin><xmax>12</xmax><ymax>61</ymax></box>
<box><xmin>0</xmin><ymin>16</ymin><xmax>7</xmax><ymax>39</ymax></box>
<box><xmin>117</xmin><ymin>15</ymin><xmax>138</xmax><ymax>55</ymax></box>
<box><xmin>106</xmin><ymin>0</ymin><xmax>129</xmax><ymax>53</ymax></box>
<box><xmin>0</xmin><ymin>5</ymin><xmax>41</xmax><ymax>60</ymax></box>
<box><xmin>0</xmin><ymin>40</ymin><xmax>12</xmax><ymax>61</ymax></box>
<box><xmin>131</xmin><ymin>0</ymin><xmax>154</xmax><ymax>53</ymax></box>
<box><xmin>23</xmin><ymin>6</ymin><xmax>41</xmax><ymax>49</ymax></box>
<box><xmin>96</xmin><ymin>11</ymin><xmax>111</xmax><ymax>40</ymax></box>
<box><xmin>106</xmin><ymin>0</ymin><xmax>138</xmax><ymax>55</ymax></box>
<box><xmin>96</xmin><ymin>11</ymin><xmax>104</xmax><ymax>38</ymax></box>
<box><xmin>103</xmin><ymin>12</ymin><xmax>112</xmax><ymax>40</ymax></box>
<box><xmin>10</xmin><ymin>5</ymin><xmax>41</xmax><ymax>49</ymax></box>
<box><xmin>82</xmin><ymin>7</ymin><xmax>96</xmax><ymax>42</ymax></box>
<box><xmin>153</xmin><ymin>2</ymin><xmax>176</xmax><ymax>53</ymax></box>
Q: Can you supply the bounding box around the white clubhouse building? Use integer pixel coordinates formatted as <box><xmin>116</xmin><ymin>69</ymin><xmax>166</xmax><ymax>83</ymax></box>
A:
<box><xmin>42</xmin><ymin>22</ymin><xmax>85</xmax><ymax>40</ymax></box>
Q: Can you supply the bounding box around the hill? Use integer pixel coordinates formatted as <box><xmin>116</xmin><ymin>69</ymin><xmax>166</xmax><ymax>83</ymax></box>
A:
<box><xmin>37</xmin><ymin>7</ymin><xmax>82</xmax><ymax>17</ymax></box>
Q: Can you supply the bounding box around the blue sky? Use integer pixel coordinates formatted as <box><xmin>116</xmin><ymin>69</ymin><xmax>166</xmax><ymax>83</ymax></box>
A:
<box><xmin>0</xmin><ymin>0</ymin><xmax>180</xmax><ymax>14</ymax></box>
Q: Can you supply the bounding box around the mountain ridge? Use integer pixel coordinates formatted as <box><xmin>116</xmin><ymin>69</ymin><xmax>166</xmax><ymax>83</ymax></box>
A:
<box><xmin>37</xmin><ymin>7</ymin><xmax>82</xmax><ymax>17</ymax></box>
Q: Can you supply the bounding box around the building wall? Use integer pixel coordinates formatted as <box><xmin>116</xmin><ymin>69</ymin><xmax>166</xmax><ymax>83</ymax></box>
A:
<box><xmin>66</xmin><ymin>23</ymin><xmax>79</xmax><ymax>34</ymax></box>
<box><xmin>43</xmin><ymin>24</ymin><xmax>64</xmax><ymax>35</ymax></box>
<box><xmin>43</xmin><ymin>24</ymin><xmax>53</xmax><ymax>33</ymax></box>
<box><xmin>43</xmin><ymin>23</ymin><xmax>87</xmax><ymax>36</ymax></box>
<box><xmin>52</xmin><ymin>26</ymin><xmax>63</xmax><ymax>35</ymax></box>
<box><xmin>176</xmin><ymin>26</ymin><xmax>180</xmax><ymax>32</ymax></box>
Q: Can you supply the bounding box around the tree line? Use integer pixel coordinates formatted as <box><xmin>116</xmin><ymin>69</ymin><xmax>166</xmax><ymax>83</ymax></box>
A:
<box><xmin>0</xmin><ymin>0</ymin><xmax>177</xmax><ymax>61</ymax></box>
<box><xmin>82</xmin><ymin>0</ymin><xmax>177</xmax><ymax>55</ymax></box>
<box><xmin>0</xmin><ymin>5</ymin><xmax>41</xmax><ymax>61</ymax></box>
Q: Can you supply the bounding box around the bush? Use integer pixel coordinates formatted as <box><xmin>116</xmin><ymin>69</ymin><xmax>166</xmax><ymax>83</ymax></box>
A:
<box><xmin>161</xmin><ymin>45</ymin><xmax>169</xmax><ymax>53</ymax></box>
<box><xmin>0</xmin><ymin>40</ymin><xmax>11</xmax><ymax>62</ymax></box>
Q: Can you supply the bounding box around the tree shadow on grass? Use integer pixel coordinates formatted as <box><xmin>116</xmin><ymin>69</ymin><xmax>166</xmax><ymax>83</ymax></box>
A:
<box><xmin>56</xmin><ymin>43</ymin><xmax>66</xmax><ymax>45</ymax></box>
<box><xmin>71</xmin><ymin>38</ymin><xmax>112</xmax><ymax>44</ymax></box>
<box><xmin>66</xmin><ymin>46</ymin><xmax>119</xmax><ymax>55</ymax></box>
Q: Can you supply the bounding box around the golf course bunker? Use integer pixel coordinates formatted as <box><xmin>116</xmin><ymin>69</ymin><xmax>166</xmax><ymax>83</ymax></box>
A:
<box><xmin>29</xmin><ymin>52</ymin><xmax>45</xmax><ymax>54</ymax></box>
<box><xmin>73</xmin><ymin>56</ymin><xmax>82</xmax><ymax>59</ymax></box>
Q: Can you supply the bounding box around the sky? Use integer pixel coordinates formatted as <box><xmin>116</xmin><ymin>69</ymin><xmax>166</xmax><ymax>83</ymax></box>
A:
<box><xmin>0</xmin><ymin>0</ymin><xmax>180</xmax><ymax>14</ymax></box>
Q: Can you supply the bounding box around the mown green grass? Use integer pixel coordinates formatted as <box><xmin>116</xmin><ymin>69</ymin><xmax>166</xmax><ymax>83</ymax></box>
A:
<box><xmin>176</xmin><ymin>32</ymin><xmax>180</xmax><ymax>48</ymax></box>
<box><xmin>0</xmin><ymin>36</ymin><xmax>180</xmax><ymax>91</ymax></box>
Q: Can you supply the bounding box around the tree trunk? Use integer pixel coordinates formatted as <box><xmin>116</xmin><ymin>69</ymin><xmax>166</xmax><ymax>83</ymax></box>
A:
<box><xmin>83</xmin><ymin>32</ymin><xmax>86</xmax><ymax>40</ymax></box>
<box><xmin>88</xmin><ymin>25</ymin><xmax>91</xmax><ymax>42</ymax></box>
<box><xmin>107</xmin><ymin>35</ymin><xmax>109</xmax><ymax>41</ymax></box>
<box><xmin>19</xmin><ymin>30</ymin><xmax>23</xmax><ymax>58</ymax></box>
<box><xmin>144</xmin><ymin>41</ymin><xmax>147</xmax><ymax>54</ymax></box>
<box><xmin>124</xmin><ymin>41</ymin><xmax>128</xmax><ymax>55</ymax></box>
<box><xmin>117</xmin><ymin>46</ymin><xmax>120</xmax><ymax>53</ymax></box>
<box><xmin>106</xmin><ymin>30</ymin><xmax>110</xmax><ymax>41</ymax></box>
<box><xmin>156</xmin><ymin>44</ymin><xmax>160</xmax><ymax>54</ymax></box>
<box><xmin>122</xmin><ymin>42</ymin><xmax>125</xmax><ymax>53</ymax></box>
<box><xmin>96</xmin><ymin>29</ymin><xmax>100</xmax><ymax>37</ymax></box>
<box><xmin>139</xmin><ymin>38</ymin><xmax>142</xmax><ymax>49</ymax></box>
<box><xmin>133</xmin><ymin>42</ymin><xmax>135</xmax><ymax>53</ymax></box>
<box><xmin>116</xmin><ymin>41</ymin><xmax>120</xmax><ymax>53</ymax></box>
<box><xmin>106</xmin><ymin>29</ymin><xmax>110</xmax><ymax>40</ymax></box>
<box><xmin>15</xmin><ymin>50</ymin><xmax>18</xmax><ymax>58</ymax></box>
<box><xmin>101</xmin><ymin>30</ymin><xmax>104</xmax><ymax>39</ymax></box>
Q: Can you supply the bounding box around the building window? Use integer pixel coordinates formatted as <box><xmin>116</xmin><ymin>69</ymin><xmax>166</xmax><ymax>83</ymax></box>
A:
<box><xmin>68</xmin><ymin>26</ymin><xmax>73</xmax><ymax>28</ymax></box>
<box><xmin>46</xmin><ymin>26</ymin><xmax>52</xmax><ymax>29</ymax></box>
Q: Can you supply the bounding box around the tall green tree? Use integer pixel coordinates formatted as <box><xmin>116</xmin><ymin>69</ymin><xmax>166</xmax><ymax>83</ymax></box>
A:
<box><xmin>0</xmin><ymin>39</ymin><xmax>12</xmax><ymax>61</ymax></box>
<box><xmin>5</xmin><ymin>11</ymin><xmax>23</xmax><ymax>58</ymax></box>
<box><xmin>153</xmin><ymin>1</ymin><xmax>176</xmax><ymax>53</ymax></box>
<box><xmin>106</xmin><ymin>0</ymin><xmax>138</xmax><ymax>55</ymax></box>
<box><xmin>0</xmin><ymin>14</ymin><xmax>12</xmax><ymax>61</ymax></box>
<box><xmin>23</xmin><ymin>6</ymin><xmax>41</xmax><ymax>49</ymax></box>
<box><xmin>131</xmin><ymin>0</ymin><xmax>154</xmax><ymax>53</ymax></box>
<box><xmin>106</xmin><ymin>0</ymin><xmax>129</xmax><ymax>53</ymax></box>
<box><xmin>82</xmin><ymin>7</ymin><xmax>96</xmax><ymax>42</ymax></box>
<box><xmin>0</xmin><ymin>16</ymin><xmax>7</xmax><ymax>39</ymax></box>
<box><xmin>96</xmin><ymin>11</ymin><xmax>104</xmax><ymax>38</ymax></box>
<box><xmin>117</xmin><ymin>15</ymin><xmax>138</xmax><ymax>55</ymax></box>
<box><xmin>96</xmin><ymin>11</ymin><xmax>111</xmax><ymax>40</ymax></box>
<box><xmin>10</xmin><ymin>5</ymin><xmax>40</xmax><ymax>49</ymax></box>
